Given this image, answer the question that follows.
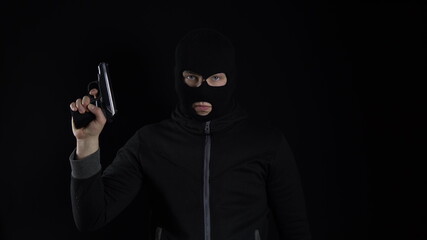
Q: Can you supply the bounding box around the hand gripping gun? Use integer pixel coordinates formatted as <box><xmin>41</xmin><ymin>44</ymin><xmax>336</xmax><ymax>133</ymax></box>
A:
<box><xmin>71</xmin><ymin>62</ymin><xmax>117</xmax><ymax>129</ymax></box>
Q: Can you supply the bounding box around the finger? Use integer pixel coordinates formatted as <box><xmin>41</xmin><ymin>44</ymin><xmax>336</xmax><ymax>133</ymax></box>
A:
<box><xmin>89</xmin><ymin>88</ymin><xmax>98</xmax><ymax>98</ymax></box>
<box><xmin>87</xmin><ymin>104</ymin><xmax>107</xmax><ymax>124</ymax></box>
<box><xmin>82</xmin><ymin>95</ymin><xmax>91</xmax><ymax>107</ymax></box>
<box><xmin>71</xmin><ymin>117</ymin><xmax>76</xmax><ymax>129</ymax></box>
<box><xmin>70</xmin><ymin>102</ymin><xmax>77</xmax><ymax>111</ymax></box>
<box><xmin>75</xmin><ymin>98</ymin><xmax>86</xmax><ymax>114</ymax></box>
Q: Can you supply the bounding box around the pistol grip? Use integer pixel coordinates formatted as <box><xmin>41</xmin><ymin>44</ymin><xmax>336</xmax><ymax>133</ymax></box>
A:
<box><xmin>70</xmin><ymin>96</ymin><xmax>98</xmax><ymax>129</ymax></box>
<box><xmin>71</xmin><ymin>110</ymin><xmax>96</xmax><ymax>129</ymax></box>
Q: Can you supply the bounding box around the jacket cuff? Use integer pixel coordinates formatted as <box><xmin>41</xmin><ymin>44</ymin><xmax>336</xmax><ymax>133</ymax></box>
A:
<box><xmin>69</xmin><ymin>148</ymin><xmax>102</xmax><ymax>179</ymax></box>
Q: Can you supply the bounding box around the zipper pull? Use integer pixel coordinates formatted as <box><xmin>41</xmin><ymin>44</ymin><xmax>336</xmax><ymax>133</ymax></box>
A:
<box><xmin>204</xmin><ymin>121</ymin><xmax>211</xmax><ymax>135</ymax></box>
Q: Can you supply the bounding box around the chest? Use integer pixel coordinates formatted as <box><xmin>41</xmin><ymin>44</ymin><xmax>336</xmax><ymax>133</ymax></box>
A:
<box><xmin>140</xmin><ymin>132</ymin><xmax>273</xmax><ymax>191</ymax></box>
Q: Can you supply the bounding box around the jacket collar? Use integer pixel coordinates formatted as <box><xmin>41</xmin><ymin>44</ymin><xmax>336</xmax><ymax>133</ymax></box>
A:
<box><xmin>171</xmin><ymin>102</ymin><xmax>248</xmax><ymax>135</ymax></box>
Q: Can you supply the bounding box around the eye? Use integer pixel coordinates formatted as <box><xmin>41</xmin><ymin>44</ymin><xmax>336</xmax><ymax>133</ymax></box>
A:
<box><xmin>211</xmin><ymin>75</ymin><xmax>221</xmax><ymax>81</ymax></box>
<box><xmin>186</xmin><ymin>75</ymin><xmax>197</xmax><ymax>81</ymax></box>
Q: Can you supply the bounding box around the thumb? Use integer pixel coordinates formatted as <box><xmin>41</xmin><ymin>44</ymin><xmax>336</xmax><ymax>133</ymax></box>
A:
<box><xmin>88</xmin><ymin>104</ymin><xmax>106</xmax><ymax>122</ymax></box>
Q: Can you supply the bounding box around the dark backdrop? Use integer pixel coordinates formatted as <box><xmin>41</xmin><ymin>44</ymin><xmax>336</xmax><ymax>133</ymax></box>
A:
<box><xmin>1</xmin><ymin>1</ymin><xmax>425</xmax><ymax>240</ymax></box>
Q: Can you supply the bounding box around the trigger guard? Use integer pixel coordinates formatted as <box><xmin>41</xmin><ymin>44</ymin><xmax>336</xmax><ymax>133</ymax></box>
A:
<box><xmin>87</xmin><ymin>81</ymin><xmax>99</xmax><ymax>94</ymax></box>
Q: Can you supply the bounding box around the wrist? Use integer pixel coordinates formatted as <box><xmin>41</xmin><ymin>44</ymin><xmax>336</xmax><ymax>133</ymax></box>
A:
<box><xmin>76</xmin><ymin>138</ymin><xmax>99</xmax><ymax>160</ymax></box>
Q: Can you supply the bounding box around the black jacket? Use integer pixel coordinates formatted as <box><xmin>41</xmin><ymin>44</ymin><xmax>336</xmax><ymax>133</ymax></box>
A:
<box><xmin>69</xmin><ymin>104</ymin><xmax>311</xmax><ymax>240</ymax></box>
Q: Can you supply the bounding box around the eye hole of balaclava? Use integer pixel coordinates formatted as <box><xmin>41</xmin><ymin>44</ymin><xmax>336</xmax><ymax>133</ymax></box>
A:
<box><xmin>174</xmin><ymin>28</ymin><xmax>238</xmax><ymax>121</ymax></box>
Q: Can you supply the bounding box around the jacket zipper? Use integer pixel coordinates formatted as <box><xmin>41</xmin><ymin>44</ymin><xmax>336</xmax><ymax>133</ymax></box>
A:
<box><xmin>203</xmin><ymin>121</ymin><xmax>212</xmax><ymax>240</ymax></box>
<box><xmin>155</xmin><ymin>227</ymin><xmax>162</xmax><ymax>240</ymax></box>
<box><xmin>255</xmin><ymin>229</ymin><xmax>261</xmax><ymax>240</ymax></box>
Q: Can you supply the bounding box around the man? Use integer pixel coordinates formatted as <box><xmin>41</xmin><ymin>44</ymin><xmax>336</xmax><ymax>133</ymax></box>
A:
<box><xmin>69</xmin><ymin>28</ymin><xmax>311</xmax><ymax>240</ymax></box>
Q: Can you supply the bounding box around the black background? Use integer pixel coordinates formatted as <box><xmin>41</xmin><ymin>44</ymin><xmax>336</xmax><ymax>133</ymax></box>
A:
<box><xmin>0</xmin><ymin>0</ymin><xmax>425</xmax><ymax>239</ymax></box>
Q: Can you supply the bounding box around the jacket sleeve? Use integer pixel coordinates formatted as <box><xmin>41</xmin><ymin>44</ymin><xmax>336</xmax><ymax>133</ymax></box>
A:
<box><xmin>267</xmin><ymin>135</ymin><xmax>312</xmax><ymax>240</ymax></box>
<box><xmin>69</xmin><ymin>130</ymin><xmax>143</xmax><ymax>232</ymax></box>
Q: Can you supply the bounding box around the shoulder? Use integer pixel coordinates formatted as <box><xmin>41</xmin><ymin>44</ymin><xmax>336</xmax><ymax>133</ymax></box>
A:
<box><xmin>245</xmin><ymin>117</ymin><xmax>284</xmax><ymax>141</ymax></box>
<box><xmin>233</xmin><ymin>117</ymin><xmax>286</xmax><ymax>154</ymax></box>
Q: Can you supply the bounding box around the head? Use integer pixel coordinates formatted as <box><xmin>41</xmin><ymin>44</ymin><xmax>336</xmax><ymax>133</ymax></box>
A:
<box><xmin>174</xmin><ymin>28</ymin><xmax>237</xmax><ymax>121</ymax></box>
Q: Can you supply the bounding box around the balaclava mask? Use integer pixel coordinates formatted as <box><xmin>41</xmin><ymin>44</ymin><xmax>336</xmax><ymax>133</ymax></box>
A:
<box><xmin>174</xmin><ymin>28</ymin><xmax>237</xmax><ymax>121</ymax></box>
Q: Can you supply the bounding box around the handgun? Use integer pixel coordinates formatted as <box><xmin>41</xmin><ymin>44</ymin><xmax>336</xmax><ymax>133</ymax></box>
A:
<box><xmin>71</xmin><ymin>62</ymin><xmax>118</xmax><ymax>129</ymax></box>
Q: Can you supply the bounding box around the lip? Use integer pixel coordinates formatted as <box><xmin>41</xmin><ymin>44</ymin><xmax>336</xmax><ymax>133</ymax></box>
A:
<box><xmin>192</xmin><ymin>102</ymin><xmax>212</xmax><ymax>107</ymax></box>
<box><xmin>194</xmin><ymin>105</ymin><xmax>212</xmax><ymax>111</ymax></box>
<box><xmin>194</xmin><ymin>104</ymin><xmax>211</xmax><ymax>107</ymax></box>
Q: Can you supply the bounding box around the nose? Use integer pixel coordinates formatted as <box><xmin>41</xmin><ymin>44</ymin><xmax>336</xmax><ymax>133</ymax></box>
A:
<box><xmin>197</xmin><ymin>78</ymin><xmax>207</xmax><ymax>87</ymax></box>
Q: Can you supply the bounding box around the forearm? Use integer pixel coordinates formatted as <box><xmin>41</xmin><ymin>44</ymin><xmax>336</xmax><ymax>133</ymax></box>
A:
<box><xmin>69</xmin><ymin>131</ymin><xmax>144</xmax><ymax>232</ymax></box>
<box><xmin>71</xmin><ymin>171</ymin><xmax>108</xmax><ymax>231</ymax></box>
<box><xmin>69</xmin><ymin>149</ymin><xmax>108</xmax><ymax>231</ymax></box>
<box><xmin>76</xmin><ymin>138</ymin><xmax>99</xmax><ymax>159</ymax></box>
<box><xmin>69</xmin><ymin>149</ymin><xmax>137</xmax><ymax>232</ymax></box>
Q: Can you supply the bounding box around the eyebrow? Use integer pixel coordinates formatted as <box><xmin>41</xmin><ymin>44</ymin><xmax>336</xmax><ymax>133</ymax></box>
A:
<box><xmin>183</xmin><ymin>70</ymin><xmax>201</xmax><ymax>75</ymax></box>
